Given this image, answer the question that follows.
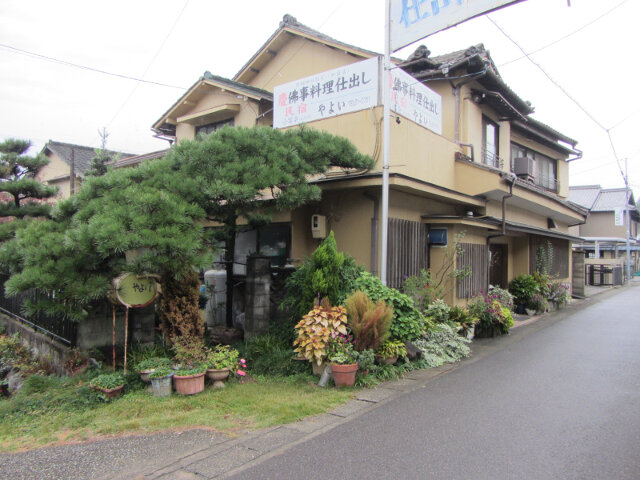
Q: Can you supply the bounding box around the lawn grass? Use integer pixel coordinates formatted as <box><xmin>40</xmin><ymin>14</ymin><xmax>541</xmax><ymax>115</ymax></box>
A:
<box><xmin>0</xmin><ymin>375</ymin><xmax>353</xmax><ymax>453</ymax></box>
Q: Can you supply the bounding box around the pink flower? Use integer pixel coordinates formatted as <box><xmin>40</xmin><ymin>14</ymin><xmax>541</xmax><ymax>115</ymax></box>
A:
<box><xmin>237</xmin><ymin>370</ymin><xmax>246</xmax><ymax>376</ymax></box>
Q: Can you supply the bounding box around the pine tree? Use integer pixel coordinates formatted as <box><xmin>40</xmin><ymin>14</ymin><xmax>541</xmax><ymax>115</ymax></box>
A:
<box><xmin>164</xmin><ymin>125</ymin><xmax>374</xmax><ymax>327</ymax></box>
<box><xmin>0</xmin><ymin>138</ymin><xmax>58</xmax><ymax>240</ymax></box>
<box><xmin>85</xmin><ymin>128</ymin><xmax>116</xmax><ymax>177</ymax></box>
<box><xmin>0</xmin><ymin>159</ymin><xmax>211</xmax><ymax>322</ymax></box>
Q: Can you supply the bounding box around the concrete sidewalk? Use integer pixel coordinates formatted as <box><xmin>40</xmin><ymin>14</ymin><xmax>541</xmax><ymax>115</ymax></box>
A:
<box><xmin>1</xmin><ymin>282</ymin><xmax>636</xmax><ymax>480</ymax></box>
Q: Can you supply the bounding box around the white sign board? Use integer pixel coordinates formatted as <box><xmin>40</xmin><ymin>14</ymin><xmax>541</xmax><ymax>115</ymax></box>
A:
<box><xmin>273</xmin><ymin>57</ymin><xmax>379</xmax><ymax>129</ymax></box>
<box><xmin>389</xmin><ymin>68</ymin><xmax>442</xmax><ymax>135</ymax></box>
<box><xmin>390</xmin><ymin>0</ymin><xmax>526</xmax><ymax>52</ymax></box>
<box><xmin>615</xmin><ymin>207</ymin><xmax>624</xmax><ymax>226</ymax></box>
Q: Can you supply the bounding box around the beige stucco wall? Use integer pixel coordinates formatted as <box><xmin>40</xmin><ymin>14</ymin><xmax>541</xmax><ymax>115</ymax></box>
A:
<box><xmin>38</xmin><ymin>153</ymin><xmax>73</xmax><ymax>199</ymax></box>
<box><xmin>580</xmin><ymin>212</ymin><xmax>626</xmax><ymax>238</ymax></box>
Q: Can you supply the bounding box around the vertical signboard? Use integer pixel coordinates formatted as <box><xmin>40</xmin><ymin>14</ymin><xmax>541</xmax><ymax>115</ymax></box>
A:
<box><xmin>273</xmin><ymin>57</ymin><xmax>379</xmax><ymax>129</ymax></box>
<box><xmin>390</xmin><ymin>0</ymin><xmax>526</xmax><ymax>52</ymax></box>
<box><xmin>615</xmin><ymin>207</ymin><xmax>624</xmax><ymax>226</ymax></box>
<box><xmin>389</xmin><ymin>68</ymin><xmax>442</xmax><ymax>135</ymax></box>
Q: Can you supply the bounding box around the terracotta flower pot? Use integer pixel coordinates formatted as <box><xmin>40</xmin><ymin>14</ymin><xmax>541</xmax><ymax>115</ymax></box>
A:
<box><xmin>173</xmin><ymin>372</ymin><xmax>205</xmax><ymax>395</ymax></box>
<box><xmin>330</xmin><ymin>363</ymin><xmax>358</xmax><ymax>387</ymax></box>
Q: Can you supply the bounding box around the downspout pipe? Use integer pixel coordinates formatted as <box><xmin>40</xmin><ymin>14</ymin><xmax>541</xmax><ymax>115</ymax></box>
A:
<box><xmin>486</xmin><ymin>174</ymin><xmax>515</xmax><ymax>287</ymax></box>
<box><xmin>364</xmin><ymin>192</ymin><xmax>379</xmax><ymax>276</ymax></box>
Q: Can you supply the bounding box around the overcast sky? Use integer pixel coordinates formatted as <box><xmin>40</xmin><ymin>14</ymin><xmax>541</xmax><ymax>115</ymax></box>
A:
<box><xmin>1</xmin><ymin>0</ymin><xmax>638</xmax><ymax>197</ymax></box>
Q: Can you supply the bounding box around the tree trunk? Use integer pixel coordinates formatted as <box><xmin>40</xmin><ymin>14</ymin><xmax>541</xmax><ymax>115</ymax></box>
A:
<box><xmin>224</xmin><ymin>221</ymin><xmax>236</xmax><ymax>328</ymax></box>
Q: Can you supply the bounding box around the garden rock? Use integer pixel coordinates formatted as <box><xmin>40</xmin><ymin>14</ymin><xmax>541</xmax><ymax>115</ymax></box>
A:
<box><xmin>404</xmin><ymin>341</ymin><xmax>422</xmax><ymax>361</ymax></box>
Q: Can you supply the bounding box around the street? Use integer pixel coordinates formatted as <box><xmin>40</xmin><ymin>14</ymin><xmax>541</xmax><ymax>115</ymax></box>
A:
<box><xmin>226</xmin><ymin>286</ymin><xmax>640</xmax><ymax>480</ymax></box>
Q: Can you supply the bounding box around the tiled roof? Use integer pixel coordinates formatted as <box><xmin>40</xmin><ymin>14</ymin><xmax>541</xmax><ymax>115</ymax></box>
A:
<box><xmin>569</xmin><ymin>185</ymin><xmax>636</xmax><ymax>212</ymax></box>
<box><xmin>114</xmin><ymin>149</ymin><xmax>169</xmax><ymax>169</ymax></box>
<box><xmin>568</xmin><ymin>185</ymin><xmax>601</xmax><ymax>210</ymax></box>
<box><xmin>43</xmin><ymin>141</ymin><xmax>134</xmax><ymax>178</ymax></box>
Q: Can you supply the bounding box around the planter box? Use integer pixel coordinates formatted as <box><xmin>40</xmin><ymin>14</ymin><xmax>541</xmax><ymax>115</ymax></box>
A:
<box><xmin>174</xmin><ymin>372</ymin><xmax>205</xmax><ymax>395</ymax></box>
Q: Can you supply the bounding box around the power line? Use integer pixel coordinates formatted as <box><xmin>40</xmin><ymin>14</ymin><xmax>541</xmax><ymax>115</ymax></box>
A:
<box><xmin>107</xmin><ymin>0</ymin><xmax>191</xmax><ymax>127</ymax></box>
<box><xmin>0</xmin><ymin>42</ymin><xmax>186</xmax><ymax>90</ymax></box>
<box><xmin>487</xmin><ymin>16</ymin><xmax>628</xmax><ymax>183</ymax></box>
<box><xmin>499</xmin><ymin>0</ymin><xmax>630</xmax><ymax>67</ymax></box>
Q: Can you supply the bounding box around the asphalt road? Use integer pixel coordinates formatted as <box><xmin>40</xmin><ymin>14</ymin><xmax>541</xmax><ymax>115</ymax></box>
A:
<box><xmin>226</xmin><ymin>287</ymin><xmax>640</xmax><ymax>480</ymax></box>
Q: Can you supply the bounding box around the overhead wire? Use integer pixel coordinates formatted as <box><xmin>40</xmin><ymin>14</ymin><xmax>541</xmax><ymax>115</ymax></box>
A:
<box><xmin>0</xmin><ymin>42</ymin><xmax>186</xmax><ymax>90</ymax></box>
<box><xmin>498</xmin><ymin>0</ymin><xmax>630</xmax><ymax>67</ymax></box>
<box><xmin>487</xmin><ymin>15</ymin><xmax>631</xmax><ymax>184</ymax></box>
<box><xmin>107</xmin><ymin>0</ymin><xmax>191</xmax><ymax>128</ymax></box>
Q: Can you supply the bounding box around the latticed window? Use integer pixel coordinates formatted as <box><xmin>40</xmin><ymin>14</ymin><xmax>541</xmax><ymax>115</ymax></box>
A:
<box><xmin>456</xmin><ymin>243</ymin><xmax>489</xmax><ymax>298</ymax></box>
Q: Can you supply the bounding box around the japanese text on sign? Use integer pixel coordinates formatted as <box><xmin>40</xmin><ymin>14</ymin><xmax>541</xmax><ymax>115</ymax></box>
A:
<box><xmin>390</xmin><ymin>0</ymin><xmax>525</xmax><ymax>52</ymax></box>
<box><xmin>390</xmin><ymin>67</ymin><xmax>442</xmax><ymax>135</ymax></box>
<box><xmin>273</xmin><ymin>57</ymin><xmax>379</xmax><ymax>129</ymax></box>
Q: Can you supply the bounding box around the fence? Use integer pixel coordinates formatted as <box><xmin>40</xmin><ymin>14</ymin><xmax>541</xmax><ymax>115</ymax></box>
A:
<box><xmin>457</xmin><ymin>243</ymin><xmax>488</xmax><ymax>298</ymax></box>
<box><xmin>386</xmin><ymin>218</ymin><xmax>429</xmax><ymax>289</ymax></box>
<box><xmin>0</xmin><ymin>275</ymin><xmax>76</xmax><ymax>346</ymax></box>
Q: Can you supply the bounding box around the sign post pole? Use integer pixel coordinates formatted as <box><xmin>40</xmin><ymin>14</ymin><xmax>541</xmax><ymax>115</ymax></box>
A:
<box><xmin>380</xmin><ymin>0</ymin><xmax>392</xmax><ymax>286</ymax></box>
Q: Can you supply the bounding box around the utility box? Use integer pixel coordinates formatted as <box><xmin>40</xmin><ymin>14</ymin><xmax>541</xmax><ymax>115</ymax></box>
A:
<box><xmin>311</xmin><ymin>214</ymin><xmax>327</xmax><ymax>239</ymax></box>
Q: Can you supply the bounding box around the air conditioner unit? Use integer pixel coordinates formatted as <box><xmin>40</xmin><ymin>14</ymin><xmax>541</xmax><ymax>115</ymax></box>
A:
<box><xmin>513</xmin><ymin>157</ymin><xmax>535</xmax><ymax>181</ymax></box>
<box><xmin>311</xmin><ymin>214</ymin><xmax>327</xmax><ymax>239</ymax></box>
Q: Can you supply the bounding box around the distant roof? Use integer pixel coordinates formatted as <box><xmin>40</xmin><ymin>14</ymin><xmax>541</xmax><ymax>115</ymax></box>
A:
<box><xmin>570</xmin><ymin>185</ymin><xmax>637</xmax><ymax>212</ymax></box>
<box><xmin>114</xmin><ymin>149</ymin><xmax>169</xmax><ymax>169</ymax></box>
<box><xmin>43</xmin><ymin>141</ymin><xmax>134</xmax><ymax>178</ymax></box>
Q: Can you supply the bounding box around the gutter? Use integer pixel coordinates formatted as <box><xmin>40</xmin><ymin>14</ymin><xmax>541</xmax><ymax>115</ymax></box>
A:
<box><xmin>486</xmin><ymin>174</ymin><xmax>515</xmax><ymax>286</ymax></box>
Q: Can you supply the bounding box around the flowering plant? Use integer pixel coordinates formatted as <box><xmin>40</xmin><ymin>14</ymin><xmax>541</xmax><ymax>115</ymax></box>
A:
<box><xmin>528</xmin><ymin>293</ymin><xmax>548</xmax><ymax>313</ymax></box>
<box><xmin>236</xmin><ymin>358</ymin><xmax>248</xmax><ymax>381</ymax></box>
<box><xmin>468</xmin><ymin>295</ymin><xmax>514</xmax><ymax>338</ymax></box>
<box><xmin>326</xmin><ymin>332</ymin><xmax>357</xmax><ymax>365</ymax></box>
<box><xmin>487</xmin><ymin>286</ymin><xmax>514</xmax><ymax>311</ymax></box>
<box><xmin>548</xmin><ymin>281</ymin><xmax>571</xmax><ymax>306</ymax></box>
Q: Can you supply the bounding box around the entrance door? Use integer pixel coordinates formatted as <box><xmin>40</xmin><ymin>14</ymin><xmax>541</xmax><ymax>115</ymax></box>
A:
<box><xmin>489</xmin><ymin>244</ymin><xmax>508</xmax><ymax>288</ymax></box>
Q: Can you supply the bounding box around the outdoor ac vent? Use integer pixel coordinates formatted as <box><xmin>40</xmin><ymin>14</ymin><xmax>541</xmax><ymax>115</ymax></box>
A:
<box><xmin>311</xmin><ymin>214</ymin><xmax>327</xmax><ymax>239</ymax></box>
<box><xmin>513</xmin><ymin>157</ymin><xmax>535</xmax><ymax>181</ymax></box>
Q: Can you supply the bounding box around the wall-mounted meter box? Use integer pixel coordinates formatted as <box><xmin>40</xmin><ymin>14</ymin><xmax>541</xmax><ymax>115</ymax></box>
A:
<box><xmin>311</xmin><ymin>214</ymin><xmax>327</xmax><ymax>239</ymax></box>
<box><xmin>428</xmin><ymin>228</ymin><xmax>448</xmax><ymax>246</ymax></box>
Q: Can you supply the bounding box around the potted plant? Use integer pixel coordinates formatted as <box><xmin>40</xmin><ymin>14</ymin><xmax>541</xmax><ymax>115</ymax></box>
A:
<box><xmin>90</xmin><ymin>372</ymin><xmax>125</xmax><ymax>399</ymax></box>
<box><xmin>528</xmin><ymin>293</ymin><xmax>548</xmax><ymax>315</ymax></box>
<box><xmin>326</xmin><ymin>332</ymin><xmax>358</xmax><ymax>387</ymax></box>
<box><xmin>509</xmin><ymin>274</ymin><xmax>539</xmax><ymax>314</ymax></box>
<box><xmin>293</xmin><ymin>299</ymin><xmax>348</xmax><ymax>375</ymax></box>
<box><xmin>375</xmin><ymin>340</ymin><xmax>406</xmax><ymax>365</ymax></box>
<box><xmin>172</xmin><ymin>336</ymin><xmax>208</xmax><ymax>370</ymax></box>
<box><xmin>449</xmin><ymin>305</ymin><xmax>478</xmax><ymax>339</ymax></box>
<box><xmin>149</xmin><ymin>367</ymin><xmax>174</xmax><ymax>397</ymax></box>
<box><xmin>173</xmin><ymin>364</ymin><xmax>207</xmax><ymax>395</ymax></box>
<box><xmin>206</xmin><ymin>345</ymin><xmax>239</xmax><ymax>388</ymax></box>
<box><xmin>136</xmin><ymin>357</ymin><xmax>172</xmax><ymax>384</ymax></box>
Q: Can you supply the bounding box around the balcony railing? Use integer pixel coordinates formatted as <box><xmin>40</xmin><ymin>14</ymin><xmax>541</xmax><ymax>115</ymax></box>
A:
<box><xmin>480</xmin><ymin>148</ymin><xmax>504</xmax><ymax>169</ymax></box>
<box><xmin>509</xmin><ymin>159</ymin><xmax>559</xmax><ymax>192</ymax></box>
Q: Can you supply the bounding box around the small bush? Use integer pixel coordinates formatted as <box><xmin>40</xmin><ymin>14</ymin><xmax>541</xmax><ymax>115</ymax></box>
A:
<box><xmin>548</xmin><ymin>281</ymin><xmax>571</xmax><ymax>306</ymax></box>
<box><xmin>413</xmin><ymin>323</ymin><xmax>471</xmax><ymax>367</ymax></box>
<box><xmin>344</xmin><ymin>290</ymin><xmax>392</xmax><ymax>352</ymax></box>
<box><xmin>353</xmin><ymin>272</ymin><xmax>426</xmax><ymax>342</ymax></box>
<box><xmin>282</xmin><ymin>232</ymin><xmax>363</xmax><ymax>320</ymax></box>
<box><xmin>402</xmin><ymin>269</ymin><xmax>442</xmax><ymax>312</ymax></box>
<box><xmin>509</xmin><ymin>274</ymin><xmax>538</xmax><ymax>306</ymax></box>
<box><xmin>424</xmin><ymin>299</ymin><xmax>450</xmax><ymax>323</ymax></box>
<box><xmin>468</xmin><ymin>295</ymin><xmax>513</xmax><ymax>337</ymax></box>
<box><xmin>240</xmin><ymin>334</ymin><xmax>308</xmax><ymax>376</ymax></box>
<box><xmin>487</xmin><ymin>286</ymin><xmax>515</xmax><ymax>311</ymax></box>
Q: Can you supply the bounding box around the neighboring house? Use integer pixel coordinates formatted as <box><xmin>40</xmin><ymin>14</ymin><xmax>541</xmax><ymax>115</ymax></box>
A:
<box><xmin>151</xmin><ymin>14</ymin><xmax>587</xmax><ymax>305</ymax></box>
<box><xmin>112</xmin><ymin>149</ymin><xmax>169</xmax><ymax>170</ymax></box>
<box><xmin>569</xmin><ymin>185</ymin><xmax>640</xmax><ymax>276</ymax></box>
<box><xmin>38</xmin><ymin>140</ymin><xmax>134</xmax><ymax>198</ymax></box>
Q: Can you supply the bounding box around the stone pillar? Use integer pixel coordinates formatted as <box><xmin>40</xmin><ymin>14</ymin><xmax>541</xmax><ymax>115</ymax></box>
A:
<box><xmin>244</xmin><ymin>255</ymin><xmax>271</xmax><ymax>340</ymax></box>
<box><xmin>572</xmin><ymin>249</ymin><xmax>585</xmax><ymax>298</ymax></box>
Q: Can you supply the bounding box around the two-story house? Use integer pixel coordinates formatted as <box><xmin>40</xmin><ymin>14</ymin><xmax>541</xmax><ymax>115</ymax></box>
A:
<box><xmin>569</xmin><ymin>185</ymin><xmax>639</xmax><ymax>281</ymax></box>
<box><xmin>151</xmin><ymin>15</ymin><xmax>587</xmax><ymax>305</ymax></box>
<box><xmin>38</xmin><ymin>140</ymin><xmax>133</xmax><ymax>199</ymax></box>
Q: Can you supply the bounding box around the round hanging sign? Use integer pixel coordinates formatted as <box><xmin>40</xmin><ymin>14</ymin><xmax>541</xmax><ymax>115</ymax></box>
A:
<box><xmin>112</xmin><ymin>273</ymin><xmax>158</xmax><ymax>308</ymax></box>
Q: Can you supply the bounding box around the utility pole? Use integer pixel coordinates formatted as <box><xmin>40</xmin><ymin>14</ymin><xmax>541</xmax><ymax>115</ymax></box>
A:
<box><xmin>625</xmin><ymin>158</ymin><xmax>632</xmax><ymax>285</ymax></box>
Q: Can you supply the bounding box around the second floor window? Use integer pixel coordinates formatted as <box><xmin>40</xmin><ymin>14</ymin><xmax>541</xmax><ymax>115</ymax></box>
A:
<box><xmin>196</xmin><ymin>118</ymin><xmax>235</xmax><ymax>136</ymax></box>
<box><xmin>482</xmin><ymin>117</ymin><xmax>501</xmax><ymax>168</ymax></box>
<box><xmin>511</xmin><ymin>143</ymin><xmax>558</xmax><ymax>192</ymax></box>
